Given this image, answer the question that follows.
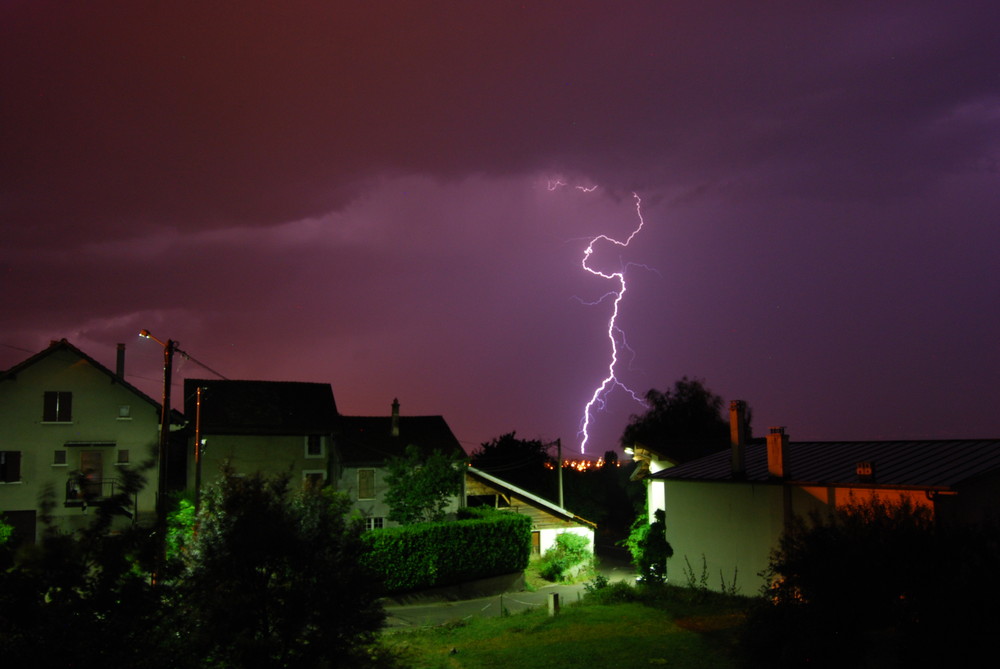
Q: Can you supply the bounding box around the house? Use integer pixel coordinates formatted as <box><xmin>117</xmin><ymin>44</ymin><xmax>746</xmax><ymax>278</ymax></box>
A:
<box><xmin>645</xmin><ymin>400</ymin><xmax>1000</xmax><ymax>595</ymax></box>
<box><xmin>183</xmin><ymin>378</ymin><xmax>339</xmax><ymax>495</ymax></box>
<box><xmin>334</xmin><ymin>399</ymin><xmax>465</xmax><ymax>530</ymax></box>
<box><xmin>0</xmin><ymin>339</ymin><xmax>173</xmax><ymax>543</ymax></box>
<box><xmin>465</xmin><ymin>465</ymin><xmax>596</xmax><ymax>555</ymax></box>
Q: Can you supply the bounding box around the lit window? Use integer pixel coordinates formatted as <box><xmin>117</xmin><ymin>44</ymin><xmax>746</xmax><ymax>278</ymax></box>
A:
<box><xmin>53</xmin><ymin>450</ymin><xmax>67</xmax><ymax>466</ymax></box>
<box><xmin>358</xmin><ymin>469</ymin><xmax>375</xmax><ymax>500</ymax></box>
<box><xmin>43</xmin><ymin>391</ymin><xmax>72</xmax><ymax>422</ymax></box>
<box><xmin>1</xmin><ymin>451</ymin><xmax>22</xmax><ymax>482</ymax></box>
<box><xmin>364</xmin><ymin>517</ymin><xmax>384</xmax><ymax>531</ymax></box>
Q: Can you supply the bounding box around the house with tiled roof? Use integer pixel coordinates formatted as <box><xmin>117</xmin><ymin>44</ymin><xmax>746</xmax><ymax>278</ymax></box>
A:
<box><xmin>644</xmin><ymin>401</ymin><xmax>1000</xmax><ymax>595</ymax></box>
<box><xmin>335</xmin><ymin>398</ymin><xmax>466</xmax><ymax>530</ymax></box>
<box><xmin>0</xmin><ymin>339</ymin><xmax>179</xmax><ymax>543</ymax></box>
<box><xmin>183</xmin><ymin>378</ymin><xmax>339</xmax><ymax>495</ymax></box>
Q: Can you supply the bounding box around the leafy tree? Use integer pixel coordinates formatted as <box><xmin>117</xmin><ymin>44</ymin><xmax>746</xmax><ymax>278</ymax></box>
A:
<box><xmin>621</xmin><ymin>509</ymin><xmax>673</xmax><ymax>584</ymax></box>
<box><xmin>745</xmin><ymin>497</ymin><xmax>1000</xmax><ymax>667</ymax></box>
<box><xmin>177</xmin><ymin>469</ymin><xmax>384</xmax><ymax>668</ymax></box>
<box><xmin>620</xmin><ymin>377</ymin><xmax>733</xmax><ymax>463</ymax></box>
<box><xmin>472</xmin><ymin>431</ymin><xmax>556</xmax><ymax>498</ymax></box>
<box><xmin>0</xmin><ymin>472</ymin><xmax>175</xmax><ymax>669</ymax></box>
<box><xmin>537</xmin><ymin>531</ymin><xmax>594</xmax><ymax>582</ymax></box>
<box><xmin>384</xmin><ymin>445</ymin><xmax>466</xmax><ymax>525</ymax></box>
<box><xmin>0</xmin><ymin>515</ymin><xmax>12</xmax><ymax>545</ymax></box>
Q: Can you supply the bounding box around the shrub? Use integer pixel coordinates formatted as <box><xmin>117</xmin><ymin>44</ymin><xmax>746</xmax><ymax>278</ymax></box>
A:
<box><xmin>743</xmin><ymin>497</ymin><xmax>1000</xmax><ymax>667</ymax></box>
<box><xmin>177</xmin><ymin>471</ymin><xmax>384</xmax><ymax>668</ymax></box>
<box><xmin>621</xmin><ymin>509</ymin><xmax>673</xmax><ymax>584</ymax></box>
<box><xmin>363</xmin><ymin>510</ymin><xmax>531</xmax><ymax>592</ymax></box>
<box><xmin>537</xmin><ymin>531</ymin><xmax>593</xmax><ymax>582</ymax></box>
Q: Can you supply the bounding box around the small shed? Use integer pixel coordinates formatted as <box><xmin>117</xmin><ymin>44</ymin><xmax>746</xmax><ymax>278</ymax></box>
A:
<box><xmin>465</xmin><ymin>466</ymin><xmax>596</xmax><ymax>555</ymax></box>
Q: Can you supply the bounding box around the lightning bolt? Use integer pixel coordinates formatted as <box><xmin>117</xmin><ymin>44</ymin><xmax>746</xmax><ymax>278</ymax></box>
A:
<box><xmin>555</xmin><ymin>184</ymin><xmax>650</xmax><ymax>453</ymax></box>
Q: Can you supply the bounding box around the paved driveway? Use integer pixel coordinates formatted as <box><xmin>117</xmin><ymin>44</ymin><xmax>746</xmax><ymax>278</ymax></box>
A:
<box><xmin>384</xmin><ymin>555</ymin><xmax>635</xmax><ymax>629</ymax></box>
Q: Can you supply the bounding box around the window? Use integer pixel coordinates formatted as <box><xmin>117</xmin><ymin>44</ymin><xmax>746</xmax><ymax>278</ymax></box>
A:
<box><xmin>43</xmin><ymin>391</ymin><xmax>72</xmax><ymax>422</ymax></box>
<box><xmin>53</xmin><ymin>450</ymin><xmax>67</xmax><ymax>466</ymax></box>
<box><xmin>358</xmin><ymin>469</ymin><xmax>375</xmax><ymax>500</ymax></box>
<box><xmin>116</xmin><ymin>449</ymin><xmax>130</xmax><ymax>465</ymax></box>
<box><xmin>0</xmin><ymin>451</ymin><xmax>21</xmax><ymax>482</ymax></box>
<box><xmin>364</xmin><ymin>517</ymin><xmax>384</xmax><ymax>531</ymax></box>
<box><xmin>302</xmin><ymin>470</ymin><xmax>326</xmax><ymax>489</ymax></box>
<box><xmin>304</xmin><ymin>435</ymin><xmax>325</xmax><ymax>459</ymax></box>
<box><xmin>117</xmin><ymin>405</ymin><xmax>131</xmax><ymax>420</ymax></box>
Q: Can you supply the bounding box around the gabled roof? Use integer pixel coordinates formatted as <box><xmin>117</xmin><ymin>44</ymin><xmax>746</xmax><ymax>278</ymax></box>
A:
<box><xmin>184</xmin><ymin>378</ymin><xmax>338</xmax><ymax>435</ymax></box>
<box><xmin>467</xmin><ymin>466</ymin><xmax>596</xmax><ymax>528</ymax></box>
<box><xmin>337</xmin><ymin>414</ymin><xmax>465</xmax><ymax>466</ymax></box>
<box><xmin>651</xmin><ymin>438</ymin><xmax>1000</xmax><ymax>490</ymax></box>
<box><xmin>1</xmin><ymin>339</ymin><xmax>165</xmax><ymax>414</ymax></box>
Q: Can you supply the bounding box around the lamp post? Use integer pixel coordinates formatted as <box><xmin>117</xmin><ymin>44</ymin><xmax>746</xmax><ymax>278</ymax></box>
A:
<box><xmin>139</xmin><ymin>329</ymin><xmax>176</xmax><ymax>574</ymax></box>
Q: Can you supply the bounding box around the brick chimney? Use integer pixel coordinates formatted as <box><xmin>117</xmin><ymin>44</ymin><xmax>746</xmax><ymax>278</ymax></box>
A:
<box><xmin>116</xmin><ymin>343</ymin><xmax>126</xmax><ymax>379</ymax></box>
<box><xmin>729</xmin><ymin>400</ymin><xmax>748</xmax><ymax>478</ymax></box>
<box><xmin>766</xmin><ymin>426</ymin><xmax>789</xmax><ymax>479</ymax></box>
<box><xmin>391</xmin><ymin>398</ymin><xmax>400</xmax><ymax>437</ymax></box>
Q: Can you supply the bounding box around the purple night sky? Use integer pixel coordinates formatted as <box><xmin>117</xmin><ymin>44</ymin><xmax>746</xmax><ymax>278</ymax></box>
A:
<box><xmin>2</xmin><ymin>1</ymin><xmax>998</xmax><ymax>457</ymax></box>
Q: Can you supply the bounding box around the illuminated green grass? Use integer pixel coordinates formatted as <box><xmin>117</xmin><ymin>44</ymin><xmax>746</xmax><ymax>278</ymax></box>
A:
<box><xmin>382</xmin><ymin>601</ymin><xmax>742</xmax><ymax>669</ymax></box>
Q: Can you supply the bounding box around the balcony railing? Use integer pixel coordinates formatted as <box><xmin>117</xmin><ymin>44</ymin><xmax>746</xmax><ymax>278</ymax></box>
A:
<box><xmin>65</xmin><ymin>477</ymin><xmax>121</xmax><ymax>505</ymax></box>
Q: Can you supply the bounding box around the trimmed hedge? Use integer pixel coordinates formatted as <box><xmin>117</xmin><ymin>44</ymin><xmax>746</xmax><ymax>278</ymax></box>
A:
<box><xmin>362</xmin><ymin>510</ymin><xmax>532</xmax><ymax>593</ymax></box>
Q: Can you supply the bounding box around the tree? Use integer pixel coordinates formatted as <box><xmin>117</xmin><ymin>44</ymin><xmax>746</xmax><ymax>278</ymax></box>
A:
<box><xmin>621</xmin><ymin>509</ymin><xmax>673</xmax><ymax>584</ymax></box>
<box><xmin>620</xmin><ymin>377</ymin><xmax>734</xmax><ymax>463</ymax></box>
<box><xmin>745</xmin><ymin>497</ymin><xmax>1000</xmax><ymax>667</ymax></box>
<box><xmin>384</xmin><ymin>445</ymin><xmax>466</xmax><ymax>525</ymax></box>
<box><xmin>471</xmin><ymin>432</ymin><xmax>556</xmax><ymax>498</ymax></box>
<box><xmin>0</xmin><ymin>473</ymin><xmax>175</xmax><ymax>669</ymax></box>
<box><xmin>177</xmin><ymin>469</ymin><xmax>384</xmax><ymax>668</ymax></box>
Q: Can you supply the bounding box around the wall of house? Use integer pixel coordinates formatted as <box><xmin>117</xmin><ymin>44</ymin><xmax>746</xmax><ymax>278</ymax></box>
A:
<box><xmin>662</xmin><ymin>480</ymin><xmax>787</xmax><ymax>596</ymax></box>
<box><xmin>336</xmin><ymin>464</ymin><xmax>463</xmax><ymax>529</ymax></box>
<box><xmin>537</xmin><ymin>525</ymin><xmax>594</xmax><ymax>556</ymax></box>
<box><xmin>658</xmin><ymin>478</ymin><xmax>942</xmax><ymax>596</ymax></box>
<box><xmin>193</xmin><ymin>433</ymin><xmax>329</xmax><ymax>492</ymax></box>
<box><xmin>0</xmin><ymin>352</ymin><xmax>160</xmax><ymax>539</ymax></box>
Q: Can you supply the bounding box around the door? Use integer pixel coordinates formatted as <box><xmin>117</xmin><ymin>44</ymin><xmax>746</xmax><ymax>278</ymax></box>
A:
<box><xmin>80</xmin><ymin>451</ymin><xmax>103</xmax><ymax>497</ymax></box>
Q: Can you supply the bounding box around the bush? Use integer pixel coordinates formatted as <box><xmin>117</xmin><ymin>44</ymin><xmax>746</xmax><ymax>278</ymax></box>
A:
<box><xmin>621</xmin><ymin>509</ymin><xmax>673</xmax><ymax>584</ymax></box>
<box><xmin>363</xmin><ymin>510</ymin><xmax>531</xmax><ymax>592</ymax></box>
<box><xmin>743</xmin><ymin>497</ymin><xmax>1000</xmax><ymax>667</ymax></box>
<box><xmin>177</xmin><ymin>470</ymin><xmax>384</xmax><ymax>668</ymax></box>
<box><xmin>537</xmin><ymin>531</ymin><xmax>593</xmax><ymax>582</ymax></box>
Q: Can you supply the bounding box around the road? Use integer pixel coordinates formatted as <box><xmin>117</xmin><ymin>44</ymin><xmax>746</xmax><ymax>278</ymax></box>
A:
<box><xmin>383</xmin><ymin>554</ymin><xmax>635</xmax><ymax>629</ymax></box>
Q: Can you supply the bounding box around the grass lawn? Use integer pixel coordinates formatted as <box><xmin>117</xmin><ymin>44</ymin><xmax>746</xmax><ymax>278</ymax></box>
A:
<box><xmin>380</xmin><ymin>586</ymin><xmax>749</xmax><ymax>669</ymax></box>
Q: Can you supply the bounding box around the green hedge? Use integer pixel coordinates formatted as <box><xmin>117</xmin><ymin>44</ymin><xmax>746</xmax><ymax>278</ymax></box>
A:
<box><xmin>362</xmin><ymin>510</ymin><xmax>532</xmax><ymax>593</ymax></box>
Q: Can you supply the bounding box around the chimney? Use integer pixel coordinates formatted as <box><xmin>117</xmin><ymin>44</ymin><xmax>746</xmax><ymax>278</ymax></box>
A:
<box><xmin>116</xmin><ymin>343</ymin><xmax>126</xmax><ymax>379</ymax></box>
<box><xmin>391</xmin><ymin>398</ymin><xmax>400</xmax><ymax>437</ymax></box>
<box><xmin>766</xmin><ymin>426</ymin><xmax>789</xmax><ymax>479</ymax></box>
<box><xmin>729</xmin><ymin>400</ymin><xmax>747</xmax><ymax>478</ymax></box>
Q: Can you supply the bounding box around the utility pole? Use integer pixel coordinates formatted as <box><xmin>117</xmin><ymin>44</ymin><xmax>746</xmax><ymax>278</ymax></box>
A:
<box><xmin>557</xmin><ymin>438</ymin><xmax>564</xmax><ymax>508</ymax></box>
<box><xmin>194</xmin><ymin>385</ymin><xmax>205</xmax><ymax>512</ymax></box>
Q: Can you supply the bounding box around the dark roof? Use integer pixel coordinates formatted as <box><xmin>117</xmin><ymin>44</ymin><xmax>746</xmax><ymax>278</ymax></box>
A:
<box><xmin>651</xmin><ymin>439</ymin><xmax>1000</xmax><ymax>490</ymax></box>
<box><xmin>184</xmin><ymin>378</ymin><xmax>338</xmax><ymax>435</ymax></box>
<box><xmin>337</xmin><ymin>415</ymin><xmax>465</xmax><ymax>466</ymax></box>
<box><xmin>1</xmin><ymin>339</ymin><xmax>167</xmax><ymax>414</ymax></box>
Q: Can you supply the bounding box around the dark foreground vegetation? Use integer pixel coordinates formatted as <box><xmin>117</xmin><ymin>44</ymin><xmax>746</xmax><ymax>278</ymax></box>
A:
<box><xmin>4</xmin><ymin>468</ymin><xmax>999</xmax><ymax>668</ymax></box>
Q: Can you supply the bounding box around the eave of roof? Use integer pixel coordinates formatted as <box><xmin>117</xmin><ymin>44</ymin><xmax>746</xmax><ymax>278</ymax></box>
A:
<box><xmin>0</xmin><ymin>339</ymin><xmax>171</xmax><ymax>417</ymax></box>
<box><xmin>650</xmin><ymin>439</ymin><xmax>1000</xmax><ymax>489</ymax></box>
<box><xmin>467</xmin><ymin>466</ymin><xmax>596</xmax><ymax>528</ymax></box>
